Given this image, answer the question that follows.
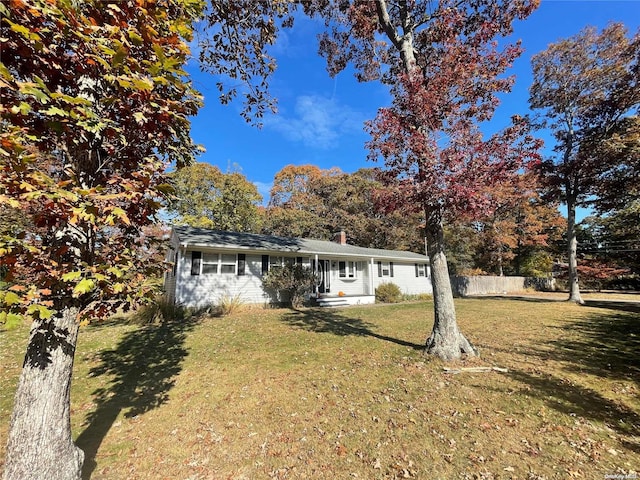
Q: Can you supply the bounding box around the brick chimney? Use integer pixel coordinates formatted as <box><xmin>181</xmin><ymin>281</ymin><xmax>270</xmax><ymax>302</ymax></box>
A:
<box><xmin>332</xmin><ymin>230</ymin><xmax>347</xmax><ymax>245</ymax></box>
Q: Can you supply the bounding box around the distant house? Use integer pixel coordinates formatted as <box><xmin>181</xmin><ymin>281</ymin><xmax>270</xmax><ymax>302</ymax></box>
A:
<box><xmin>164</xmin><ymin>226</ymin><xmax>431</xmax><ymax>307</ymax></box>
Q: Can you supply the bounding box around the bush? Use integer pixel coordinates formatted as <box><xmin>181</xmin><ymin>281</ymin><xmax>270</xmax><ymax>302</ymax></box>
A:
<box><xmin>262</xmin><ymin>264</ymin><xmax>318</xmax><ymax>308</ymax></box>
<box><xmin>133</xmin><ymin>296</ymin><xmax>186</xmax><ymax>324</ymax></box>
<box><xmin>402</xmin><ymin>293</ymin><xmax>433</xmax><ymax>302</ymax></box>
<box><xmin>376</xmin><ymin>282</ymin><xmax>402</xmax><ymax>303</ymax></box>
<box><xmin>456</xmin><ymin>268</ymin><xmax>488</xmax><ymax>276</ymax></box>
<box><xmin>520</xmin><ymin>251</ymin><xmax>554</xmax><ymax>278</ymax></box>
<box><xmin>217</xmin><ymin>293</ymin><xmax>244</xmax><ymax>316</ymax></box>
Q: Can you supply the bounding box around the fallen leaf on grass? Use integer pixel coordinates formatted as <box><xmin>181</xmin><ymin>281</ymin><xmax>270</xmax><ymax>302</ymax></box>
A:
<box><xmin>335</xmin><ymin>444</ymin><xmax>348</xmax><ymax>457</ymax></box>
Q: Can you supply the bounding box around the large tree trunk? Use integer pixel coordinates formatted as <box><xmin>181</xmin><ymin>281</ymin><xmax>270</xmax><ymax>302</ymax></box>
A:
<box><xmin>424</xmin><ymin>209</ymin><xmax>478</xmax><ymax>361</ymax></box>
<box><xmin>566</xmin><ymin>191</ymin><xmax>584</xmax><ymax>304</ymax></box>
<box><xmin>4</xmin><ymin>308</ymin><xmax>84</xmax><ymax>480</ymax></box>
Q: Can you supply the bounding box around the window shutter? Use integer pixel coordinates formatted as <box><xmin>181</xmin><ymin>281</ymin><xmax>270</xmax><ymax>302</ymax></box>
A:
<box><xmin>296</xmin><ymin>257</ymin><xmax>303</xmax><ymax>265</ymax></box>
<box><xmin>378</xmin><ymin>261</ymin><xmax>382</xmax><ymax>277</ymax></box>
<box><xmin>415</xmin><ymin>263</ymin><xmax>419</xmax><ymax>277</ymax></box>
<box><xmin>238</xmin><ymin>254</ymin><xmax>246</xmax><ymax>276</ymax></box>
<box><xmin>262</xmin><ymin>255</ymin><xmax>269</xmax><ymax>275</ymax></box>
<box><xmin>191</xmin><ymin>251</ymin><xmax>201</xmax><ymax>276</ymax></box>
<box><xmin>390</xmin><ymin>262</ymin><xmax>394</xmax><ymax>277</ymax></box>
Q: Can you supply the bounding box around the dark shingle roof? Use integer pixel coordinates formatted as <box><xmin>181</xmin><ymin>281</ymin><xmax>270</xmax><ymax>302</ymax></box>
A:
<box><xmin>172</xmin><ymin>226</ymin><xmax>428</xmax><ymax>261</ymax></box>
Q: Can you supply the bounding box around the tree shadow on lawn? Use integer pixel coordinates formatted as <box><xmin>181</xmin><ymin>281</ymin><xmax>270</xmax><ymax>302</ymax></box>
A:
<box><xmin>474</xmin><ymin>295</ymin><xmax>566</xmax><ymax>303</ymax></box>
<box><xmin>521</xmin><ymin>309</ymin><xmax>640</xmax><ymax>384</ymax></box>
<box><xmin>280</xmin><ymin>307</ymin><xmax>424</xmax><ymax>350</ymax></box>
<box><xmin>478</xmin><ymin>294</ymin><xmax>640</xmax><ymax>314</ymax></box>
<box><xmin>75</xmin><ymin>317</ymin><xmax>200</xmax><ymax>479</ymax></box>
<box><xmin>506</xmin><ymin>308</ymin><xmax>640</xmax><ymax>441</ymax></box>
<box><xmin>583</xmin><ymin>299</ymin><xmax>640</xmax><ymax>314</ymax></box>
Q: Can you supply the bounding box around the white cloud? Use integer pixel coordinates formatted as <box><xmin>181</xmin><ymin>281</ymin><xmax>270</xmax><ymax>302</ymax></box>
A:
<box><xmin>265</xmin><ymin>95</ymin><xmax>364</xmax><ymax>149</ymax></box>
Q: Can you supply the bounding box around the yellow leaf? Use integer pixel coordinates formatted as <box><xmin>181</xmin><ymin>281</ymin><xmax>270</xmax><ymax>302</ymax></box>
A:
<box><xmin>3</xmin><ymin>291</ymin><xmax>21</xmax><ymax>306</ymax></box>
<box><xmin>131</xmin><ymin>76</ymin><xmax>154</xmax><ymax>92</ymax></box>
<box><xmin>26</xmin><ymin>304</ymin><xmax>54</xmax><ymax>320</ymax></box>
<box><xmin>111</xmin><ymin>207</ymin><xmax>131</xmax><ymax>225</ymax></box>
<box><xmin>62</xmin><ymin>270</ymin><xmax>83</xmax><ymax>282</ymax></box>
<box><xmin>108</xmin><ymin>267</ymin><xmax>124</xmax><ymax>278</ymax></box>
<box><xmin>72</xmin><ymin>278</ymin><xmax>95</xmax><ymax>297</ymax></box>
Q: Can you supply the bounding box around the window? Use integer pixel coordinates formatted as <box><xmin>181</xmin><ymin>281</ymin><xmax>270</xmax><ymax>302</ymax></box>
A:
<box><xmin>415</xmin><ymin>263</ymin><xmax>426</xmax><ymax>277</ymax></box>
<box><xmin>168</xmin><ymin>249</ymin><xmax>177</xmax><ymax>277</ymax></box>
<box><xmin>339</xmin><ymin>261</ymin><xmax>357</xmax><ymax>279</ymax></box>
<box><xmin>269</xmin><ymin>256</ymin><xmax>295</xmax><ymax>269</ymax></box>
<box><xmin>238</xmin><ymin>254</ymin><xmax>246</xmax><ymax>276</ymax></box>
<box><xmin>270</xmin><ymin>256</ymin><xmax>283</xmax><ymax>269</ymax></box>
<box><xmin>192</xmin><ymin>252</ymin><xmax>242</xmax><ymax>275</ymax></box>
<box><xmin>377</xmin><ymin>261</ymin><xmax>394</xmax><ymax>277</ymax></box>
<box><xmin>202</xmin><ymin>253</ymin><xmax>219</xmax><ymax>274</ymax></box>
<box><xmin>262</xmin><ymin>255</ymin><xmax>303</xmax><ymax>276</ymax></box>
<box><xmin>221</xmin><ymin>254</ymin><xmax>236</xmax><ymax>274</ymax></box>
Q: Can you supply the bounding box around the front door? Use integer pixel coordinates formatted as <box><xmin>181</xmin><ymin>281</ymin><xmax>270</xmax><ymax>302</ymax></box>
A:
<box><xmin>315</xmin><ymin>259</ymin><xmax>331</xmax><ymax>294</ymax></box>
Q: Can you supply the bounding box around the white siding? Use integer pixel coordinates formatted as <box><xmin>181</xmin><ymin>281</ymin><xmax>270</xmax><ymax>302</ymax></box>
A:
<box><xmin>373</xmin><ymin>261</ymin><xmax>432</xmax><ymax>296</ymax></box>
<box><xmin>169</xmin><ymin>243</ymin><xmax>431</xmax><ymax>307</ymax></box>
<box><xmin>175</xmin><ymin>250</ymin><xmax>317</xmax><ymax>307</ymax></box>
<box><xmin>329</xmin><ymin>260</ymin><xmax>368</xmax><ymax>296</ymax></box>
<box><xmin>175</xmin><ymin>252</ymin><xmax>269</xmax><ymax>307</ymax></box>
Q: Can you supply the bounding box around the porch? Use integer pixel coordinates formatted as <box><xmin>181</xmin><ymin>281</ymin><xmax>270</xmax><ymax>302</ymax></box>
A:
<box><xmin>313</xmin><ymin>294</ymin><xmax>376</xmax><ymax>307</ymax></box>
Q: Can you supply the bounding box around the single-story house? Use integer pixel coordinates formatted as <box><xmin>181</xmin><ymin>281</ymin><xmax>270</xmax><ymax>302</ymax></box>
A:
<box><xmin>164</xmin><ymin>226</ymin><xmax>432</xmax><ymax>307</ymax></box>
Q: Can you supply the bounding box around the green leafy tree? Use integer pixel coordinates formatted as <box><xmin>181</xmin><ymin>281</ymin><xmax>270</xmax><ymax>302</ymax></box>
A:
<box><xmin>444</xmin><ymin>223</ymin><xmax>483</xmax><ymax>275</ymax></box>
<box><xmin>168</xmin><ymin>162</ymin><xmax>263</xmax><ymax>232</ymax></box>
<box><xmin>519</xmin><ymin>251</ymin><xmax>554</xmax><ymax>278</ymax></box>
<box><xmin>262</xmin><ymin>206</ymin><xmax>329</xmax><ymax>239</ymax></box>
<box><xmin>1</xmin><ymin>0</ymin><xmax>288</xmax><ymax>477</ymax></box>
<box><xmin>589</xmin><ymin>116</ymin><xmax>640</xmax><ymax>214</ymax></box>
<box><xmin>264</xmin><ymin>166</ymin><xmax>425</xmax><ymax>252</ymax></box>
<box><xmin>579</xmin><ymin>203</ymin><xmax>640</xmax><ymax>276</ymax></box>
<box><xmin>529</xmin><ymin>23</ymin><xmax>640</xmax><ymax>303</ymax></box>
<box><xmin>312</xmin><ymin>169</ymin><xmax>425</xmax><ymax>251</ymax></box>
<box><xmin>262</xmin><ymin>164</ymin><xmax>333</xmax><ymax>238</ymax></box>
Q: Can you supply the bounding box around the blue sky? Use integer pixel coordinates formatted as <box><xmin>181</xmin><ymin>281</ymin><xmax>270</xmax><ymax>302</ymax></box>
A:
<box><xmin>186</xmin><ymin>0</ymin><xmax>640</xmax><ymax>214</ymax></box>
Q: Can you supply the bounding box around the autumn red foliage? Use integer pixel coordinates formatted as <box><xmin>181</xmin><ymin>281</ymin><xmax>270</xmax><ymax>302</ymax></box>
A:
<box><xmin>310</xmin><ymin>0</ymin><xmax>540</xmax><ymax>360</ymax></box>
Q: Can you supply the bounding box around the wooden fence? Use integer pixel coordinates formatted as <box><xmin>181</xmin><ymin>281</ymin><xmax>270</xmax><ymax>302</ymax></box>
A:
<box><xmin>449</xmin><ymin>275</ymin><xmax>554</xmax><ymax>297</ymax></box>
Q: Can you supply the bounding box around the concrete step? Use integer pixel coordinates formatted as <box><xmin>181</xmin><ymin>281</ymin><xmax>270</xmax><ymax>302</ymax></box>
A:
<box><xmin>316</xmin><ymin>296</ymin><xmax>350</xmax><ymax>307</ymax></box>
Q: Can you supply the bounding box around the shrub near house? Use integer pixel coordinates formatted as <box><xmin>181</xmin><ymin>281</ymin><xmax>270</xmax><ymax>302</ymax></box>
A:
<box><xmin>262</xmin><ymin>264</ymin><xmax>318</xmax><ymax>308</ymax></box>
<box><xmin>376</xmin><ymin>282</ymin><xmax>402</xmax><ymax>303</ymax></box>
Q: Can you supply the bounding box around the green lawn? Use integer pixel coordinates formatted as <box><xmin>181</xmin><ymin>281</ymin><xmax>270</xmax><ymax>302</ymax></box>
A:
<box><xmin>1</xmin><ymin>296</ymin><xmax>639</xmax><ymax>479</ymax></box>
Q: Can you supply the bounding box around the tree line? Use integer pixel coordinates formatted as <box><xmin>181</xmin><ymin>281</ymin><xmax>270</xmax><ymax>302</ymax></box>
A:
<box><xmin>167</xmin><ymin>162</ymin><xmax>570</xmax><ymax>278</ymax></box>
